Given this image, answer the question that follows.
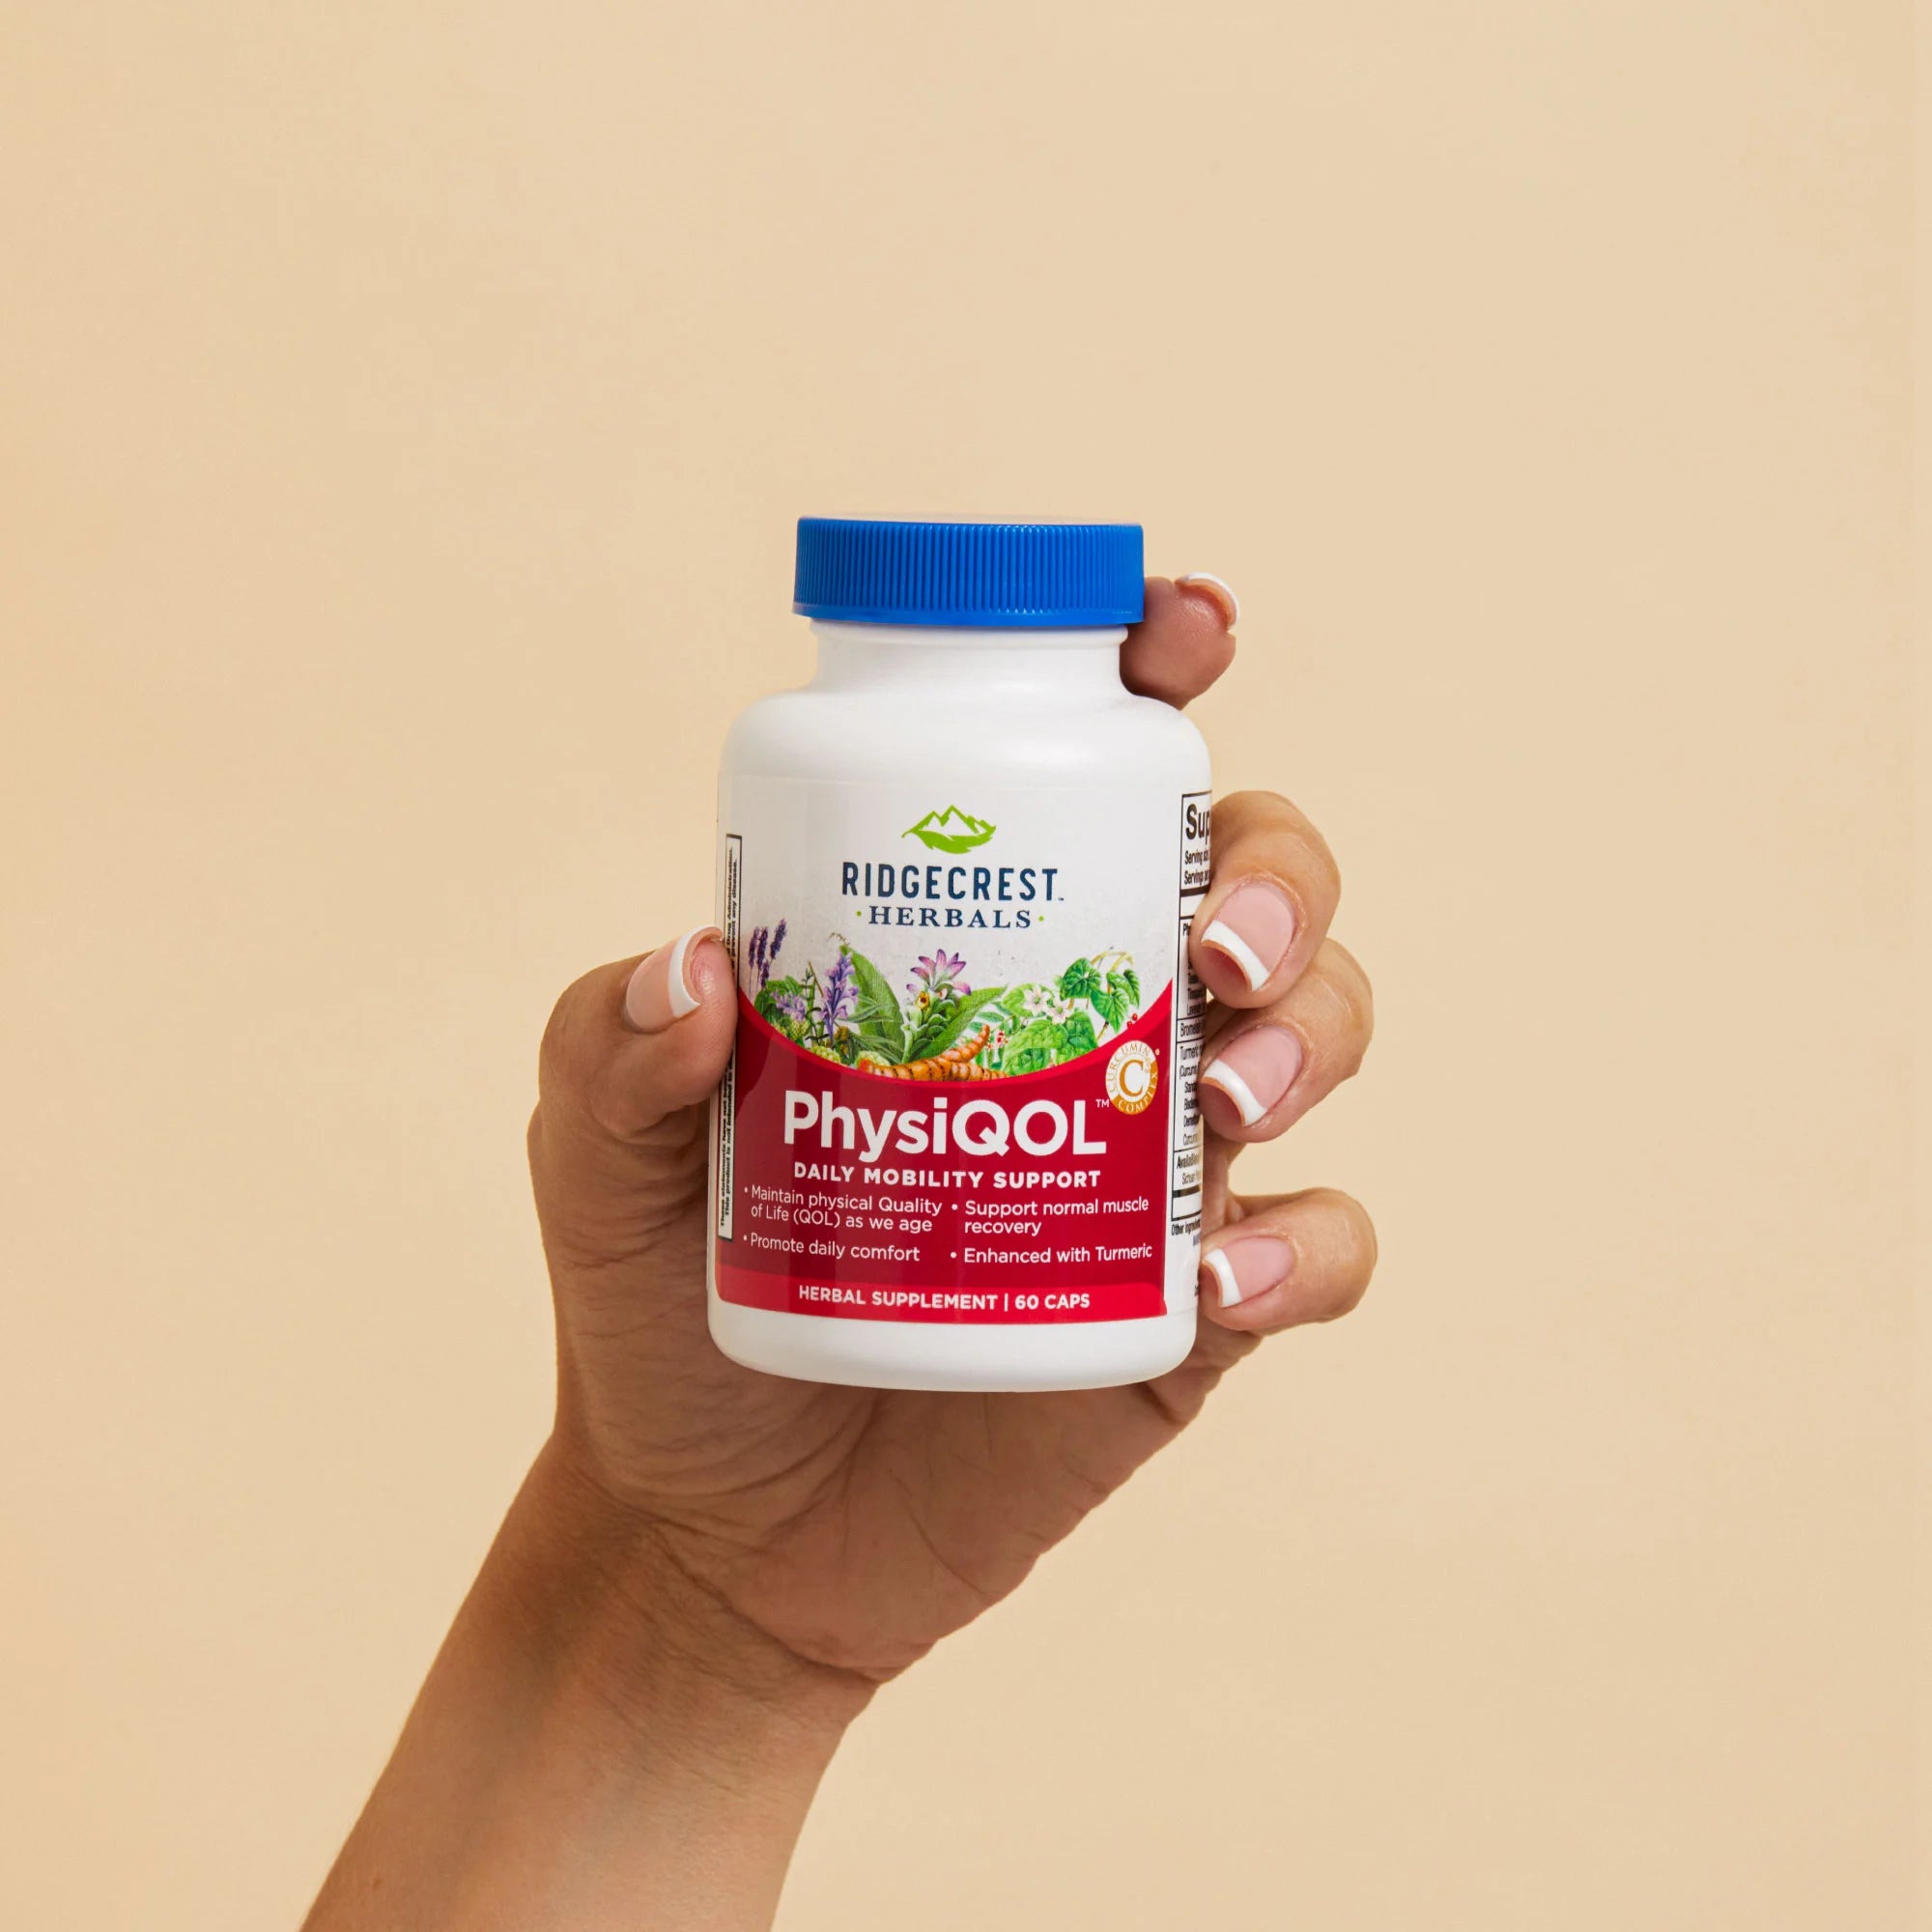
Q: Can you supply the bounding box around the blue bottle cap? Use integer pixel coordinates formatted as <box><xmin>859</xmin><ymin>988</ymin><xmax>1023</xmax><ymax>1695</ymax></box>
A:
<box><xmin>793</xmin><ymin>519</ymin><xmax>1145</xmax><ymax>628</ymax></box>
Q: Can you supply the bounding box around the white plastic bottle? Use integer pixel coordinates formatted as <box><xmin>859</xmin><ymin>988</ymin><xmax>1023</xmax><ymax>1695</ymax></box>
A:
<box><xmin>709</xmin><ymin>520</ymin><xmax>1209</xmax><ymax>1391</ymax></box>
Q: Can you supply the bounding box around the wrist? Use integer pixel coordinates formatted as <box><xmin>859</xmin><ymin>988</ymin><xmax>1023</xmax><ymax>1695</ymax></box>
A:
<box><xmin>494</xmin><ymin>1442</ymin><xmax>873</xmax><ymax>1775</ymax></box>
<box><xmin>304</xmin><ymin>1447</ymin><xmax>865</xmax><ymax>1928</ymax></box>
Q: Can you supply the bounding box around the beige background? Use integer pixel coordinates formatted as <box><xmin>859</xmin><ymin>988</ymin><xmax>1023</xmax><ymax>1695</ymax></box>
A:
<box><xmin>1</xmin><ymin>4</ymin><xmax>1918</xmax><ymax>1926</ymax></box>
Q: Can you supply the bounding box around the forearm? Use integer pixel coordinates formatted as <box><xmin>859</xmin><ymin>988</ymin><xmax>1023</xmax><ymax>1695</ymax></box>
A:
<box><xmin>304</xmin><ymin>1446</ymin><xmax>868</xmax><ymax>1932</ymax></box>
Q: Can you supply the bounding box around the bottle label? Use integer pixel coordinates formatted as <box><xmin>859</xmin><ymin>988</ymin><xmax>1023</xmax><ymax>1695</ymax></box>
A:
<box><xmin>713</xmin><ymin>780</ymin><xmax>1208</xmax><ymax>1324</ymax></box>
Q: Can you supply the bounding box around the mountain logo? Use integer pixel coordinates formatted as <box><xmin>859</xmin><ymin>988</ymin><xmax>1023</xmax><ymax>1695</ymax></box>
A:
<box><xmin>902</xmin><ymin>806</ymin><xmax>997</xmax><ymax>853</ymax></box>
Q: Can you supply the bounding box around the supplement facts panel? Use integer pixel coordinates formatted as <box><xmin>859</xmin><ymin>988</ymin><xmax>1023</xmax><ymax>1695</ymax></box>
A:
<box><xmin>1171</xmin><ymin>791</ymin><xmax>1211</xmax><ymax>1235</ymax></box>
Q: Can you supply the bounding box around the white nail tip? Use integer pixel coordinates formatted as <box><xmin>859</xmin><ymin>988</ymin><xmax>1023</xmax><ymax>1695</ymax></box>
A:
<box><xmin>665</xmin><ymin>925</ymin><xmax>717</xmax><ymax>1019</ymax></box>
<box><xmin>1177</xmin><ymin>572</ymin><xmax>1240</xmax><ymax>627</ymax></box>
<box><xmin>1201</xmin><ymin>919</ymin><xmax>1270</xmax><ymax>991</ymax></box>
<box><xmin>1204</xmin><ymin>1249</ymin><xmax>1243</xmax><ymax>1308</ymax></box>
<box><xmin>1201</xmin><ymin>1059</ymin><xmax>1267</xmax><ymax>1126</ymax></box>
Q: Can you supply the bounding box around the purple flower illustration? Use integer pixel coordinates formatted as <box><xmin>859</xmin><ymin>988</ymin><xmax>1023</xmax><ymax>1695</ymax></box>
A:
<box><xmin>822</xmin><ymin>952</ymin><xmax>856</xmax><ymax>1028</ymax></box>
<box><xmin>771</xmin><ymin>984</ymin><xmax>807</xmax><ymax>1026</ymax></box>
<box><xmin>744</xmin><ymin>922</ymin><xmax>788</xmax><ymax>990</ymax></box>
<box><xmin>907</xmin><ymin>950</ymin><xmax>969</xmax><ymax>1000</ymax></box>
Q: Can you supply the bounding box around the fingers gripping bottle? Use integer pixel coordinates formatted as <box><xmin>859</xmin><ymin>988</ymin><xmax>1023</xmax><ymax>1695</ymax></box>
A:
<box><xmin>710</xmin><ymin>520</ymin><xmax>1211</xmax><ymax>1391</ymax></box>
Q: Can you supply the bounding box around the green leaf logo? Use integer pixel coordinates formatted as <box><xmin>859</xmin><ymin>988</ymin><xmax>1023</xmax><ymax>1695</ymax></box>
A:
<box><xmin>902</xmin><ymin>806</ymin><xmax>997</xmax><ymax>853</ymax></box>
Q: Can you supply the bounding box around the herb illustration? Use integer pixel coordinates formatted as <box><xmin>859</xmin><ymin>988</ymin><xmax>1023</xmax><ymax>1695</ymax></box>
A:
<box><xmin>742</xmin><ymin>927</ymin><xmax>1141</xmax><ymax>1080</ymax></box>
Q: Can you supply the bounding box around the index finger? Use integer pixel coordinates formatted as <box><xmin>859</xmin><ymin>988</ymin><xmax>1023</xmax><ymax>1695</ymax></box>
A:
<box><xmin>1121</xmin><ymin>575</ymin><xmax>1239</xmax><ymax>708</ymax></box>
<box><xmin>1189</xmin><ymin>790</ymin><xmax>1343</xmax><ymax>1007</ymax></box>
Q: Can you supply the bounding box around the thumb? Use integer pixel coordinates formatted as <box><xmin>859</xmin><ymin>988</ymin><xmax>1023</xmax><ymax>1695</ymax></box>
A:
<box><xmin>612</xmin><ymin>924</ymin><xmax>736</xmax><ymax>1119</ymax></box>
<box><xmin>530</xmin><ymin>923</ymin><xmax>736</xmax><ymax>1244</ymax></box>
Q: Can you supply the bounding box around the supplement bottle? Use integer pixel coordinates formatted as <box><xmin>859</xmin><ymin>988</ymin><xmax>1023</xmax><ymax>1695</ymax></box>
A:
<box><xmin>709</xmin><ymin>519</ymin><xmax>1210</xmax><ymax>1391</ymax></box>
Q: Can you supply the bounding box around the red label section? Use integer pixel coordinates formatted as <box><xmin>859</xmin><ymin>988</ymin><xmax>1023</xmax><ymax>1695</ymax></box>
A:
<box><xmin>716</xmin><ymin>991</ymin><xmax>1174</xmax><ymax>1323</ymax></box>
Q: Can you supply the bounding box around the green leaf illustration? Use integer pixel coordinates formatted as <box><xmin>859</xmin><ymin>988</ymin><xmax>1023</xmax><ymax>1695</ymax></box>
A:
<box><xmin>904</xmin><ymin>985</ymin><xmax>1005</xmax><ymax>1063</ymax></box>
<box><xmin>1049</xmin><ymin>954</ymin><xmax>1139</xmax><ymax>1037</ymax></box>
<box><xmin>996</xmin><ymin>981</ymin><xmax>1046</xmax><ymax>1023</ymax></box>
<box><xmin>1058</xmin><ymin>1010</ymin><xmax>1099</xmax><ymax>1063</ymax></box>
<box><xmin>839</xmin><ymin>943</ymin><xmax>905</xmax><ymax>1063</ymax></box>
<box><xmin>998</xmin><ymin>1010</ymin><xmax>1102</xmax><ymax>1073</ymax></box>
<box><xmin>1058</xmin><ymin>957</ymin><xmax>1103</xmax><ymax>1004</ymax></box>
<box><xmin>999</xmin><ymin>1017</ymin><xmax>1063</xmax><ymax>1075</ymax></box>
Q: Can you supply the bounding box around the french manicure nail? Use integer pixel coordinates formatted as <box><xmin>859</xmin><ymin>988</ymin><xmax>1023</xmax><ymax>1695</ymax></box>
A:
<box><xmin>1200</xmin><ymin>1026</ymin><xmax>1304</xmax><ymax>1126</ymax></box>
<box><xmin>623</xmin><ymin>924</ymin><xmax>723</xmax><ymax>1034</ymax></box>
<box><xmin>1202</xmin><ymin>1236</ymin><xmax>1294</xmax><ymax>1308</ymax></box>
<box><xmin>1200</xmin><ymin>881</ymin><xmax>1298</xmax><ymax>992</ymax></box>
<box><xmin>1176</xmin><ymin>572</ymin><xmax>1241</xmax><ymax>629</ymax></box>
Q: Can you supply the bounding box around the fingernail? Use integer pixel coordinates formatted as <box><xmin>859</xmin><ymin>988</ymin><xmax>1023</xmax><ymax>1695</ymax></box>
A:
<box><xmin>1176</xmin><ymin>573</ymin><xmax>1240</xmax><ymax>629</ymax></box>
<box><xmin>1200</xmin><ymin>882</ymin><xmax>1298</xmax><ymax>992</ymax></box>
<box><xmin>623</xmin><ymin>924</ymin><xmax>723</xmax><ymax>1034</ymax></box>
<box><xmin>1200</xmin><ymin>1026</ymin><xmax>1304</xmax><ymax>1126</ymax></box>
<box><xmin>1202</xmin><ymin>1237</ymin><xmax>1294</xmax><ymax>1308</ymax></box>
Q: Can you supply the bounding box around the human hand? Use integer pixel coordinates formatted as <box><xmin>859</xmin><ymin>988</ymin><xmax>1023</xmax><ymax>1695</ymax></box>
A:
<box><xmin>526</xmin><ymin>576</ymin><xmax>1378</xmax><ymax>1697</ymax></box>
<box><xmin>306</xmin><ymin>578</ymin><xmax>1378</xmax><ymax>1929</ymax></box>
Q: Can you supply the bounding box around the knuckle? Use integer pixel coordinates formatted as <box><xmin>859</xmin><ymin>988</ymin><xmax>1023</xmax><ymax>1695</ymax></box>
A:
<box><xmin>1303</xmin><ymin>947</ymin><xmax>1374</xmax><ymax>1078</ymax></box>
<box><xmin>1220</xmin><ymin>784</ymin><xmax>1296</xmax><ymax>815</ymax></box>
<box><xmin>1196</xmin><ymin>627</ymin><xmax>1238</xmax><ymax>687</ymax></box>
<box><xmin>1306</xmin><ymin>836</ymin><xmax>1343</xmax><ymax>914</ymax></box>
<box><xmin>583</xmin><ymin>1067</ymin><xmax>658</xmax><ymax>1150</ymax></box>
<box><xmin>1332</xmin><ymin>1194</ymin><xmax>1378</xmax><ymax>1313</ymax></box>
<box><xmin>1288</xmin><ymin>1186</ymin><xmax>1378</xmax><ymax>1319</ymax></box>
<box><xmin>1324</xmin><ymin>936</ymin><xmax>1373</xmax><ymax>1003</ymax></box>
<box><xmin>1212</xmin><ymin>790</ymin><xmax>1341</xmax><ymax>916</ymax></box>
<box><xmin>1211</xmin><ymin>786</ymin><xmax>1301</xmax><ymax>849</ymax></box>
<box><xmin>1321</xmin><ymin>944</ymin><xmax>1376</xmax><ymax>1061</ymax></box>
<box><xmin>536</xmin><ymin>965</ymin><xmax>659</xmax><ymax>1151</ymax></box>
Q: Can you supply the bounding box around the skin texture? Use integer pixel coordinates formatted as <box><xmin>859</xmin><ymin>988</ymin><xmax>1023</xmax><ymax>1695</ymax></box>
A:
<box><xmin>305</xmin><ymin>579</ymin><xmax>1377</xmax><ymax>1931</ymax></box>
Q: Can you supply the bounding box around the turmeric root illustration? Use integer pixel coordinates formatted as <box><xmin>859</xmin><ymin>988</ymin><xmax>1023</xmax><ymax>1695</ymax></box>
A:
<box><xmin>864</xmin><ymin>1026</ymin><xmax>995</xmax><ymax>1081</ymax></box>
